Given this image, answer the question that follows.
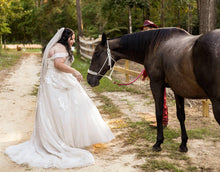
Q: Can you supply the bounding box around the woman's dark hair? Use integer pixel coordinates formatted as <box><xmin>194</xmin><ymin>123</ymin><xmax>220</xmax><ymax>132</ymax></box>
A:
<box><xmin>58</xmin><ymin>28</ymin><xmax>74</xmax><ymax>62</ymax></box>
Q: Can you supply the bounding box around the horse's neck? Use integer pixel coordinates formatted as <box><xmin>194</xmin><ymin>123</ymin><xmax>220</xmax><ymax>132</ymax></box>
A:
<box><xmin>109</xmin><ymin>38</ymin><xmax>145</xmax><ymax>65</ymax></box>
<box><xmin>110</xmin><ymin>28</ymin><xmax>192</xmax><ymax>65</ymax></box>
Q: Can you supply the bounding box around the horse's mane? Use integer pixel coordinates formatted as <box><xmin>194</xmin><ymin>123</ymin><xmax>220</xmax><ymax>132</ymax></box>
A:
<box><xmin>120</xmin><ymin>27</ymin><xmax>190</xmax><ymax>59</ymax></box>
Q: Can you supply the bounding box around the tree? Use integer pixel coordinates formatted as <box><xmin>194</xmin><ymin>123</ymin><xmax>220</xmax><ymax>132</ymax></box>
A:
<box><xmin>0</xmin><ymin>0</ymin><xmax>12</xmax><ymax>50</ymax></box>
<box><xmin>76</xmin><ymin>0</ymin><xmax>83</xmax><ymax>37</ymax></box>
<box><xmin>197</xmin><ymin>0</ymin><xmax>218</xmax><ymax>34</ymax></box>
<box><xmin>1</xmin><ymin>0</ymin><xmax>202</xmax><ymax>44</ymax></box>
<box><xmin>160</xmin><ymin>0</ymin><xmax>164</xmax><ymax>27</ymax></box>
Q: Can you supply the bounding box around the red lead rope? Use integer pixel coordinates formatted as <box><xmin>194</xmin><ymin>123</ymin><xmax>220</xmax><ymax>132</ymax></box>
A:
<box><xmin>113</xmin><ymin>69</ymin><xmax>145</xmax><ymax>86</ymax></box>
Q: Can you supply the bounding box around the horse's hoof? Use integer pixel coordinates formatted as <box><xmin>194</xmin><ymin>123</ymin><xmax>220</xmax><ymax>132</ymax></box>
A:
<box><xmin>179</xmin><ymin>145</ymin><xmax>188</xmax><ymax>152</ymax></box>
<box><xmin>152</xmin><ymin>146</ymin><xmax>162</xmax><ymax>152</ymax></box>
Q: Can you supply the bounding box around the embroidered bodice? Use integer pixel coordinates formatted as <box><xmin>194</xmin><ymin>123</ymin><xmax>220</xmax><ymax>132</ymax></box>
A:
<box><xmin>47</xmin><ymin>52</ymin><xmax>74</xmax><ymax>69</ymax></box>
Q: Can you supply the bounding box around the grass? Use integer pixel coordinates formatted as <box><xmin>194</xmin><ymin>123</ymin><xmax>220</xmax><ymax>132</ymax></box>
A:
<box><xmin>72</xmin><ymin>53</ymin><xmax>143</xmax><ymax>94</ymax></box>
<box><xmin>122</xmin><ymin>117</ymin><xmax>220</xmax><ymax>171</ymax></box>
<box><xmin>22</xmin><ymin>48</ymin><xmax>41</xmax><ymax>52</ymax></box>
<box><xmin>72</xmin><ymin>54</ymin><xmax>143</xmax><ymax>119</ymax></box>
<box><xmin>140</xmin><ymin>159</ymin><xmax>185</xmax><ymax>172</ymax></box>
<box><xmin>0</xmin><ymin>49</ymin><xmax>41</xmax><ymax>98</ymax></box>
<box><xmin>0</xmin><ymin>49</ymin><xmax>41</xmax><ymax>71</ymax></box>
<box><xmin>1</xmin><ymin>50</ymin><xmax>218</xmax><ymax>171</ymax></box>
<box><xmin>98</xmin><ymin>94</ymin><xmax>123</xmax><ymax>118</ymax></box>
<box><xmin>66</xmin><ymin>54</ymin><xmax>220</xmax><ymax>171</ymax></box>
<box><xmin>0</xmin><ymin>49</ymin><xmax>21</xmax><ymax>70</ymax></box>
<box><xmin>123</xmin><ymin>119</ymin><xmax>193</xmax><ymax>171</ymax></box>
<box><xmin>187</xmin><ymin>128</ymin><xmax>220</xmax><ymax>140</ymax></box>
<box><xmin>72</xmin><ymin>54</ymin><xmax>220</xmax><ymax>171</ymax></box>
<box><xmin>30</xmin><ymin>84</ymin><xmax>39</xmax><ymax>96</ymax></box>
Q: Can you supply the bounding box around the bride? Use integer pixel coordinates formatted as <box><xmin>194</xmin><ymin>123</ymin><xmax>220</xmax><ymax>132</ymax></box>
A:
<box><xmin>5</xmin><ymin>28</ymin><xmax>115</xmax><ymax>168</ymax></box>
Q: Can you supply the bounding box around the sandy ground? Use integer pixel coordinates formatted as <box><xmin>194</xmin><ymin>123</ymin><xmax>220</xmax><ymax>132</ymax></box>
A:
<box><xmin>0</xmin><ymin>54</ymin><xmax>144</xmax><ymax>172</ymax></box>
<box><xmin>0</xmin><ymin>54</ymin><xmax>220</xmax><ymax>172</ymax></box>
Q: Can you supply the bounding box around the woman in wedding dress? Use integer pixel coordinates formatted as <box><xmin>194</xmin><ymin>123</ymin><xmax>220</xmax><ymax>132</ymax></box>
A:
<box><xmin>5</xmin><ymin>28</ymin><xmax>115</xmax><ymax>168</ymax></box>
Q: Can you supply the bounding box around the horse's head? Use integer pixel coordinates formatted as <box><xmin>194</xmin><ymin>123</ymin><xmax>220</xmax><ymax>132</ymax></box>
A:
<box><xmin>87</xmin><ymin>33</ymin><xmax>115</xmax><ymax>87</ymax></box>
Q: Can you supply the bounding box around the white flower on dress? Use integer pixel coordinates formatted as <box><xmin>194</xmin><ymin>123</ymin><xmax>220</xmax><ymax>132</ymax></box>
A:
<box><xmin>58</xmin><ymin>97</ymin><xmax>67</xmax><ymax>111</ymax></box>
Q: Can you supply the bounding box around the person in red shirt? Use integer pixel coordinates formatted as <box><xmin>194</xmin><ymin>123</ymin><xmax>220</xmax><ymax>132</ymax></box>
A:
<box><xmin>140</xmin><ymin>20</ymin><xmax>168</xmax><ymax>127</ymax></box>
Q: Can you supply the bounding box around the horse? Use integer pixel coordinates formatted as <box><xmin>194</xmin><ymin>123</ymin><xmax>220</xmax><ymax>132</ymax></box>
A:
<box><xmin>87</xmin><ymin>27</ymin><xmax>220</xmax><ymax>152</ymax></box>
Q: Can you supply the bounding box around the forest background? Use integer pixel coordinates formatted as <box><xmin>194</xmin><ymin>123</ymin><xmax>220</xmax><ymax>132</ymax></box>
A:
<box><xmin>1</xmin><ymin>0</ymin><xmax>220</xmax><ymax>48</ymax></box>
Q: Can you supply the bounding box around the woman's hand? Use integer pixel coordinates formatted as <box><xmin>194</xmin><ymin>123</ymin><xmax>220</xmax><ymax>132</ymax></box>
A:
<box><xmin>74</xmin><ymin>71</ymin><xmax>83</xmax><ymax>82</ymax></box>
<box><xmin>53</xmin><ymin>57</ymin><xmax>83</xmax><ymax>82</ymax></box>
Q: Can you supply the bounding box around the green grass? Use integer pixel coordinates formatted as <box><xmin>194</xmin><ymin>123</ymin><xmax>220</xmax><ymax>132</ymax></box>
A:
<box><xmin>22</xmin><ymin>48</ymin><xmax>42</xmax><ymax>52</ymax></box>
<box><xmin>122</xmin><ymin>118</ymin><xmax>220</xmax><ymax>171</ymax></box>
<box><xmin>187</xmin><ymin>128</ymin><xmax>220</xmax><ymax>140</ymax></box>
<box><xmin>0</xmin><ymin>50</ymin><xmax>21</xmax><ymax>70</ymax></box>
<box><xmin>72</xmin><ymin>54</ymin><xmax>143</xmax><ymax>94</ymax></box>
<box><xmin>98</xmin><ymin>94</ymin><xmax>123</xmax><ymax>118</ymax></box>
<box><xmin>30</xmin><ymin>84</ymin><xmax>39</xmax><ymax>96</ymax></box>
<box><xmin>140</xmin><ymin>159</ymin><xmax>184</xmax><ymax>172</ymax></box>
<box><xmin>72</xmin><ymin>54</ymin><xmax>219</xmax><ymax>172</ymax></box>
<box><xmin>0</xmin><ymin>49</ymin><xmax>41</xmax><ymax>71</ymax></box>
<box><xmin>72</xmin><ymin>54</ymin><xmax>142</xmax><ymax>119</ymax></box>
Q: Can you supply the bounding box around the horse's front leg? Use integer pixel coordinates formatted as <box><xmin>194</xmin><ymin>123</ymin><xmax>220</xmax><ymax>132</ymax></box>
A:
<box><xmin>150</xmin><ymin>82</ymin><xmax>165</xmax><ymax>152</ymax></box>
<box><xmin>175</xmin><ymin>94</ymin><xmax>188</xmax><ymax>152</ymax></box>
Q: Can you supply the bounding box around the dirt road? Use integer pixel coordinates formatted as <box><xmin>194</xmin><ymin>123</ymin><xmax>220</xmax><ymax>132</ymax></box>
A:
<box><xmin>0</xmin><ymin>54</ymin><xmax>220</xmax><ymax>172</ymax></box>
<box><xmin>0</xmin><ymin>54</ymin><xmax>144</xmax><ymax>172</ymax></box>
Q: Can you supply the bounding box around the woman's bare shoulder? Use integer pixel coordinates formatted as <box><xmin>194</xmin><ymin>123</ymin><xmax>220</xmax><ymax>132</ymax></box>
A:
<box><xmin>49</xmin><ymin>43</ymin><xmax>67</xmax><ymax>57</ymax></box>
<box><xmin>53</xmin><ymin>43</ymin><xmax>67</xmax><ymax>52</ymax></box>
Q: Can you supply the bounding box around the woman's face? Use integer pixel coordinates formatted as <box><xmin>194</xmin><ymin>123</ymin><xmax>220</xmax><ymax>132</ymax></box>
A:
<box><xmin>68</xmin><ymin>34</ymin><xmax>75</xmax><ymax>47</ymax></box>
<box><xmin>143</xmin><ymin>26</ymin><xmax>154</xmax><ymax>31</ymax></box>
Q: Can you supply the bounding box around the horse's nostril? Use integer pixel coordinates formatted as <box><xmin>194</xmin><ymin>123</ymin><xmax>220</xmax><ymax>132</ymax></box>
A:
<box><xmin>87</xmin><ymin>75</ymin><xmax>100</xmax><ymax>87</ymax></box>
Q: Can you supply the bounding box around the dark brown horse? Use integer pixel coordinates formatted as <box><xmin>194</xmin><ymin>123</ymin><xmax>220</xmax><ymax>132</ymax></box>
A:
<box><xmin>87</xmin><ymin>27</ymin><xmax>220</xmax><ymax>152</ymax></box>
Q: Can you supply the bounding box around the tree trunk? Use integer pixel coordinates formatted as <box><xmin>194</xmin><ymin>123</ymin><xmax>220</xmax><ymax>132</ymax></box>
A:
<box><xmin>177</xmin><ymin>8</ymin><xmax>180</xmax><ymax>27</ymax></box>
<box><xmin>4</xmin><ymin>37</ymin><xmax>6</xmax><ymax>50</ymax></box>
<box><xmin>0</xmin><ymin>35</ymin><xmax>2</xmax><ymax>55</ymax></box>
<box><xmin>76</xmin><ymin>0</ymin><xmax>83</xmax><ymax>37</ymax></box>
<box><xmin>128</xmin><ymin>6</ymin><xmax>132</xmax><ymax>34</ymax></box>
<box><xmin>76</xmin><ymin>0</ymin><xmax>83</xmax><ymax>55</ymax></box>
<box><xmin>144</xmin><ymin>5</ymin><xmax>150</xmax><ymax>20</ymax></box>
<box><xmin>187</xmin><ymin>4</ymin><xmax>192</xmax><ymax>33</ymax></box>
<box><xmin>160</xmin><ymin>0</ymin><xmax>165</xmax><ymax>27</ymax></box>
<box><xmin>198</xmin><ymin>0</ymin><xmax>217</xmax><ymax>34</ymax></box>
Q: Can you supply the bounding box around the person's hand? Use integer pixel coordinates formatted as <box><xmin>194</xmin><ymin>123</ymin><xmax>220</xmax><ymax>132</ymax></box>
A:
<box><xmin>141</xmin><ymin>75</ymin><xmax>147</xmax><ymax>81</ymax></box>
<box><xmin>74</xmin><ymin>71</ymin><xmax>83</xmax><ymax>82</ymax></box>
<box><xmin>141</xmin><ymin>69</ymin><xmax>148</xmax><ymax>81</ymax></box>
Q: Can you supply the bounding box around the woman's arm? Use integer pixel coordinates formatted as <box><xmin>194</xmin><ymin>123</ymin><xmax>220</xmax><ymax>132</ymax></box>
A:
<box><xmin>54</xmin><ymin>57</ymin><xmax>83</xmax><ymax>82</ymax></box>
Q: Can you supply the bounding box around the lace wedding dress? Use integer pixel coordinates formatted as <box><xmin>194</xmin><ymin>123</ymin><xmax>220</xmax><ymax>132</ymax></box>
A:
<box><xmin>5</xmin><ymin>47</ymin><xmax>115</xmax><ymax>168</ymax></box>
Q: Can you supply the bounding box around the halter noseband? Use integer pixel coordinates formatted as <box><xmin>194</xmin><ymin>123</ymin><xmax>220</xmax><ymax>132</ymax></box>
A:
<box><xmin>87</xmin><ymin>40</ymin><xmax>116</xmax><ymax>80</ymax></box>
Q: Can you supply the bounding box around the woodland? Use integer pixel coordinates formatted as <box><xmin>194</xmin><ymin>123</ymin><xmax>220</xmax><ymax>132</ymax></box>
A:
<box><xmin>0</xmin><ymin>0</ymin><xmax>220</xmax><ymax>47</ymax></box>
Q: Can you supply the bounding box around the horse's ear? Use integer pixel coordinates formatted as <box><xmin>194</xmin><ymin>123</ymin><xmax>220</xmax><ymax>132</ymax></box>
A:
<box><xmin>101</xmin><ymin>33</ymin><xmax>107</xmax><ymax>45</ymax></box>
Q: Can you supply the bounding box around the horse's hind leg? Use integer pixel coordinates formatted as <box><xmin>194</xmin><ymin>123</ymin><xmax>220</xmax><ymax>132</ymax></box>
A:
<box><xmin>175</xmin><ymin>94</ymin><xmax>188</xmax><ymax>152</ymax></box>
<box><xmin>211</xmin><ymin>99</ymin><xmax>220</xmax><ymax>125</ymax></box>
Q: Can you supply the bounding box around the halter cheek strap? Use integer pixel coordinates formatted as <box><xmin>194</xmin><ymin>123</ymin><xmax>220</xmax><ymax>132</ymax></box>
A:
<box><xmin>87</xmin><ymin>40</ymin><xmax>116</xmax><ymax>80</ymax></box>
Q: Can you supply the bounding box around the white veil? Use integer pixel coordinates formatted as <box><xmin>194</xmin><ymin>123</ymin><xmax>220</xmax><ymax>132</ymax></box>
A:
<box><xmin>33</xmin><ymin>27</ymin><xmax>65</xmax><ymax>145</ymax></box>
<box><xmin>40</xmin><ymin>27</ymin><xmax>65</xmax><ymax>83</ymax></box>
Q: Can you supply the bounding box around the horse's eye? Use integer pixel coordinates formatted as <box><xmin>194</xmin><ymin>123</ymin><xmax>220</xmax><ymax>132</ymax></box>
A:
<box><xmin>94</xmin><ymin>51</ymin><xmax>99</xmax><ymax>56</ymax></box>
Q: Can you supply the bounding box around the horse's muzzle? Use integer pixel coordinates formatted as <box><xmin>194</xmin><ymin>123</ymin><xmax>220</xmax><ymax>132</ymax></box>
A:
<box><xmin>87</xmin><ymin>74</ymin><xmax>100</xmax><ymax>87</ymax></box>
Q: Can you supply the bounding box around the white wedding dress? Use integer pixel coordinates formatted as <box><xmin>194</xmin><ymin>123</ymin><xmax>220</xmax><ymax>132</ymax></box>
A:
<box><xmin>5</xmin><ymin>50</ymin><xmax>115</xmax><ymax>168</ymax></box>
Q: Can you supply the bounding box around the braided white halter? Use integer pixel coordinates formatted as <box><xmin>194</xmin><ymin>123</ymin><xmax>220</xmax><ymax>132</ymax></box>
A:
<box><xmin>88</xmin><ymin>40</ymin><xmax>116</xmax><ymax>80</ymax></box>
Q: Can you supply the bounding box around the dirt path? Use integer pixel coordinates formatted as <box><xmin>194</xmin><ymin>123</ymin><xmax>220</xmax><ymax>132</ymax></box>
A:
<box><xmin>0</xmin><ymin>54</ymin><xmax>144</xmax><ymax>172</ymax></box>
<box><xmin>0</xmin><ymin>54</ymin><xmax>220</xmax><ymax>172</ymax></box>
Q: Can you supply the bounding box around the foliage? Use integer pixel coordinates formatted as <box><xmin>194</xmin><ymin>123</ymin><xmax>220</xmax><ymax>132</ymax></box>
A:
<box><xmin>1</xmin><ymin>0</ymin><xmax>220</xmax><ymax>44</ymax></box>
<box><xmin>82</xmin><ymin>0</ymin><xmax>199</xmax><ymax>37</ymax></box>
<box><xmin>4</xmin><ymin>0</ymin><xmax>77</xmax><ymax>46</ymax></box>
<box><xmin>218</xmin><ymin>0</ymin><xmax>220</xmax><ymax>28</ymax></box>
<box><xmin>0</xmin><ymin>0</ymin><xmax>12</xmax><ymax>36</ymax></box>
